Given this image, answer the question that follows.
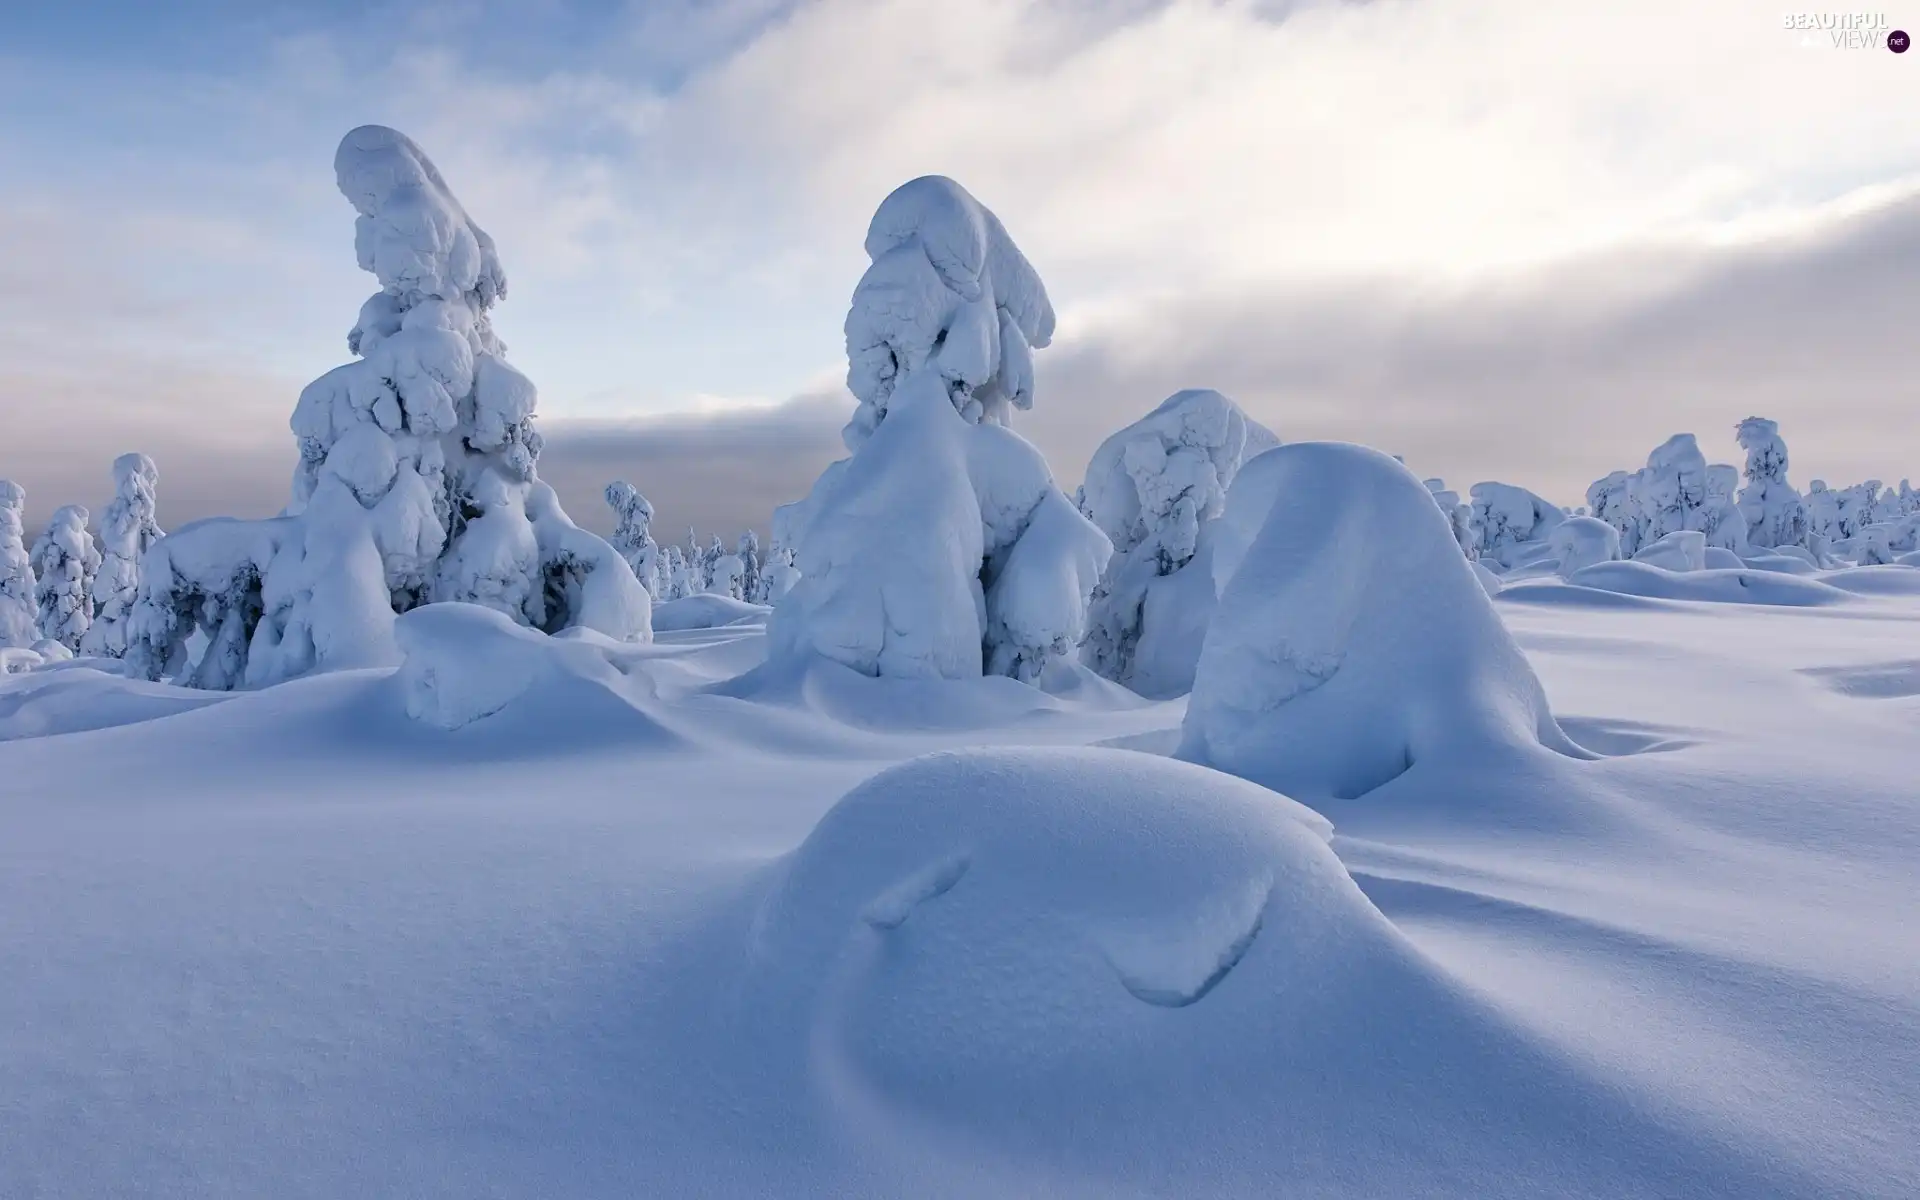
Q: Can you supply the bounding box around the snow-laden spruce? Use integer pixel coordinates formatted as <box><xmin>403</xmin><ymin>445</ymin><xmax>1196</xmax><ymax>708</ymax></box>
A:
<box><xmin>604</xmin><ymin>481</ymin><xmax>660</xmax><ymax>597</ymax></box>
<box><xmin>127</xmin><ymin>127</ymin><xmax>648</xmax><ymax>688</ymax></box>
<box><xmin>770</xmin><ymin>177</ymin><xmax>1110</xmax><ymax>682</ymax></box>
<box><xmin>1470</xmin><ymin>481</ymin><xmax>1565</xmax><ymax>568</ymax></box>
<box><xmin>81</xmin><ymin>453</ymin><xmax>163</xmax><ymax>658</ymax></box>
<box><xmin>31</xmin><ymin>505</ymin><xmax>101</xmax><ymax>654</ymax></box>
<box><xmin>0</xmin><ymin>481</ymin><xmax>39</xmax><ymax>649</ymax></box>
<box><xmin>1076</xmin><ymin>389</ymin><xmax>1278</xmax><ymax>697</ymax></box>
<box><xmin>1734</xmin><ymin>417</ymin><xmax>1807</xmax><ymax>550</ymax></box>
<box><xmin>1181</xmin><ymin>443</ymin><xmax>1588</xmax><ymax>800</ymax></box>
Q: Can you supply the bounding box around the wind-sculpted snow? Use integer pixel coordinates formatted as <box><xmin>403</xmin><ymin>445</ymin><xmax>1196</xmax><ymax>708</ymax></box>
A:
<box><xmin>1077</xmin><ymin>388</ymin><xmax>1278</xmax><ymax>697</ymax></box>
<box><xmin>1632</xmin><ymin>529</ymin><xmax>1708</xmax><ymax>572</ymax></box>
<box><xmin>1183</xmin><ymin>443</ymin><xmax>1588</xmax><ymax>801</ymax></box>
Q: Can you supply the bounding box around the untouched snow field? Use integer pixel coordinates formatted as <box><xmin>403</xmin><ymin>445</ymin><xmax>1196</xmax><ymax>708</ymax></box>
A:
<box><xmin>2</xmin><ymin>579</ymin><xmax>1918</xmax><ymax>1198</ymax></box>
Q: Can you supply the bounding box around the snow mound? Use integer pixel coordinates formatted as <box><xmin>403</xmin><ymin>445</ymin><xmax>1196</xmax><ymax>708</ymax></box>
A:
<box><xmin>1544</xmin><ymin>562</ymin><xmax>1850</xmax><ymax>607</ymax></box>
<box><xmin>744</xmin><ymin>746</ymin><xmax>1356</xmax><ymax>1092</ymax></box>
<box><xmin>1181</xmin><ymin>443</ymin><xmax>1587</xmax><ymax>800</ymax></box>
<box><xmin>1549</xmin><ymin>515</ymin><xmax>1619</xmax><ymax>577</ymax></box>
<box><xmin>1632</xmin><ymin>530</ymin><xmax>1707</xmax><ymax>572</ymax></box>
<box><xmin>0</xmin><ymin>665</ymin><xmax>227</xmax><ymax>743</ymax></box>
<box><xmin>392</xmin><ymin>602</ymin><xmax>674</xmax><ymax>738</ymax></box>
<box><xmin>651</xmin><ymin>593</ymin><xmax>771</xmax><ymax>632</ymax></box>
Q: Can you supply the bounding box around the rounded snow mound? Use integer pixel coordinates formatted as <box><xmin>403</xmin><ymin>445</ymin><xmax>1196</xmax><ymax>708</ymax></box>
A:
<box><xmin>1181</xmin><ymin>442</ymin><xmax>1588</xmax><ymax>800</ymax></box>
<box><xmin>745</xmin><ymin>747</ymin><xmax>1383</xmax><ymax>1103</ymax></box>
<box><xmin>651</xmin><ymin>593</ymin><xmax>770</xmax><ymax>633</ymax></box>
<box><xmin>392</xmin><ymin>603</ymin><xmax>681</xmax><ymax>747</ymax></box>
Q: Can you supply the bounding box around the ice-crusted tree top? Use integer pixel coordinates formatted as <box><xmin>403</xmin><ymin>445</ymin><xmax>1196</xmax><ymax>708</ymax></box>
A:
<box><xmin>843</xmin><ymin>176</ymin><xmax>1056</xmax><ymax>451</ymax></box>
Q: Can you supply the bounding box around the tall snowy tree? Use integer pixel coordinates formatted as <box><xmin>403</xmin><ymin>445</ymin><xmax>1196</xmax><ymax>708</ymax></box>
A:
<box><xmin>604</xmin><ymin>481</ymin><xmax>660</xmax><ymax>597</ymax></box>
<box><xmin>32</xmin><ymin>505</ymin><xmax>101</xmax><ymax>654</ymax></box>
<box><xmin>127</xmin><ymin>126</ymin><xmax>648</xmax><ymax>688</ymax></box>
<box><xmin>82</xmin><ymin>453</ymin><xmax>164</xmax><ymax>658</ymax></box>
<box><xmin>0</xmin><ymin>481</ymin><xmax>38</xmax><ymax>649</ymax></box>
<box><xmin>1734</xmin><ymin>417</ymin><xmax>1806</xmax><ymax>550</ymax></box>
<box><xmin>771</xmin><ymin>176</ymin><xmax>1110</xmax><ymax>682</ymax></box>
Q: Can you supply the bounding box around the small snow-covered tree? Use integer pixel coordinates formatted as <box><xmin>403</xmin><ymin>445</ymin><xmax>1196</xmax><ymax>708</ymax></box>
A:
<box><xmin>127</xmin><ymin>126</ymin><xmax>647</xmax><ymax>688</ymax></box>
<box><xmin>604</xmin><ymin>481</ymin><xmax>660</xmax><ymax>597</ymax></box>
<box><xmin>1585</xmin><ymin>470</ymin><xmax>1639</xmax><ymax>556</ymax></box>
<box><xmin>82</xmin><ymin>453</ymin><xmax>164</xmax><ymax>658</ymax></box>
<box><xmin>1698</xmin><ymin>463</ymin><xmax>1750</xmax><ymax>553</ymax></box>
<box><xmin>1805</xmin><ymin>480</ymin><xmax>1842</xmax><ymax>546</ymax></box>
<box><xmin>737</xmin><ymin>530</ymin><xmax>763</xmax><ymax>604</ymax></box>
<box><xmin>706</xmin><ymin>538</ymin><xmax>745</xmax><ymax>598</ymax></box>
<box><xmin>1635</xmin><ymin>433</ymin><xmax>1709</xmax><ymax>544</ymax></box>
<box><xmin>1077</xmin><ymin>388</ymin><xmax>1277</xmax><ymax>692</ymax></box>
<box><xmin>771</xmin><ymin>176</ymin><xmax>1110</xmax><ymax>682</ymax></box>
<box><xmin>1734</xmin><ymin>417</ymin><xmax>1806</xmax><ymax>550</ymax></box>
<box><xmin>31</xmin><ymin>505</ymin><xmax>101</xmax><ymax>653</ymax></box>
<box><xmin>1470</xmin><ymin>481</ymin><xmax>1565</xmax><ymax>567</ymax></box>
<box><xmin>0</xmin><ymin>481</ymin><xmax>39</xmax><ymax>649</ymax></box>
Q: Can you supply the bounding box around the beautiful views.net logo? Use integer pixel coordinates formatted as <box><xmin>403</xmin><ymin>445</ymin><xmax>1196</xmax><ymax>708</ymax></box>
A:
<box><xmin>1782</xmin><ymin>12</ymin><xmax>1911</xmax><ymax>50</ymax></box>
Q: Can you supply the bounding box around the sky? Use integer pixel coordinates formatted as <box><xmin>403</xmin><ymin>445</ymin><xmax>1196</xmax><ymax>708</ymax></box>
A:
<box><xmin>1</xmin><ymin>0</ymin><xmax>1916</xmax><ymax>538</ymax></box>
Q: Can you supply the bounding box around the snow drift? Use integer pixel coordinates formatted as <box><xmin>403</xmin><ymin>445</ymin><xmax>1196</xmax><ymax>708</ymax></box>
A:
<box><xmin>1181</xmin><ymin>443</ymin><xmax>1588</xmax><ymax>800</ymax></box>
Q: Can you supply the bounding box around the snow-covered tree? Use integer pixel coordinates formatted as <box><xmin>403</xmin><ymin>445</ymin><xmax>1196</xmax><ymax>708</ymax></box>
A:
<box><xmin>1585</xmin><ymin>470</ymin><xmax>1639</xmax><ymax>556</ymax></box>
<box><xmin>1470</xmin><ymin>481</ymin><xmax>1565</xmax><ymax>567</ymax></box>
<box><xmin>1734</xmin><ymin>417</ymin><xmax>1806</xmax><ymax>550</ymax></box>
<box><xmin>737</xmin><ymin>530</ymin><xmax>763</xmax><ymax>604</ymax></box>
<box><xmin>1697</xmin><ymin>463</ymin><xmax>1750</xmax><ymax>553</ymax></box>
<box><xmin>1424</xmin><ymin>478</ymin><xmax>1479</xmax><ymax>558</ymax></box>
<box><xmin>771</xmin><ymin>176</ymin><xmax>1110</xmax><ymax>682</ymax></box>
<box><xmin>1805</xmin><ymin>480</ymin><xmax>1842</xmax><ymax>546</ymax></box>
<box><xmin>1635</xmin><ymin>433</ymin><xmax>1709</xmax><ymax>544</ymax></box>
<box><xmin>31</xmin><ymin>505</ymin><xmax>101</xmax><ymax>653</ymax></box>
<box><xmin>706</xmin><ymin>537</ymin><xmax>745</xmax><ymax>599</ymax></box>
<box><xmin>0</xmin><ymin>481</ymin><xmax>38</xmax><ymax>649</ymax></box>
<box><xmin>127</xmin><ymin>126</ymin><xmax>648</xmax><ymax>688</ymax></box>
<box><xmin>1549</xmin><ymin>515</ymin><xmax>1620</xmax><ymax>576</ymax></box>
<box><xmin>604</xmin><ymin>481</ymin><xmax>660</xmax><ymax>597</ymax></box>
<box><xmin>81</xmin><ymin>453</ymin><xmax>164</xmax><ymax>658</ymax></box>
<box><xmin>1076</xmin><ymin>388</ymin><xmax>1277</xmax><ymax>694</ymax></box>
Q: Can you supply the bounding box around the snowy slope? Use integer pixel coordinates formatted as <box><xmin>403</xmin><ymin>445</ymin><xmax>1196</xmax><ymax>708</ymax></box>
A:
<box><xmin>2</xmin><ymin>585</ymin><xmax>1918</xmax><ymax>1197</ymax></box>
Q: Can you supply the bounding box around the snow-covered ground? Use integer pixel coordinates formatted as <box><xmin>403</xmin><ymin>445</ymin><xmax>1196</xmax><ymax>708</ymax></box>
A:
<box><xmin>2</xmin><ymin>570</ymin><xmax>1916</xmax><ymax>1198</ymax></box>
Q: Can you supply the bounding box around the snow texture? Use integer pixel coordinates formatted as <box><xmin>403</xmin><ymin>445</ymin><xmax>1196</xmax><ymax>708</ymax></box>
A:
<box><xmin>1182</xmin><ymin>443</ymin><xmax>1587</xmax><ymax>800</ymax></box>
<box><xmin>0</xmin><ymin>480</ymin><xmax>37</xmax><ymax>650</ymax></box>
<box><xmin>1076</xmin><ymin>388</ymin><xmax>1278</xmax><ymax>696</ymax></box>
<box><xmin>127</xmin><ymin>126</ymin><xmax>647</xmax><ymax>689</ymax></box>
<box><xmin>81</xmin><ymin>454</ymin><xmax>163</xmax><ymax>658</ymax></box>
<box><xmin>771</xmin><ymin>179</ymin><xmax>1109</xmax><ymax>683</ymax></box>
<box><xmin>30</xmin><ymin>505</ymin><xmax>100</xmax><ymax>653</ymax></box>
